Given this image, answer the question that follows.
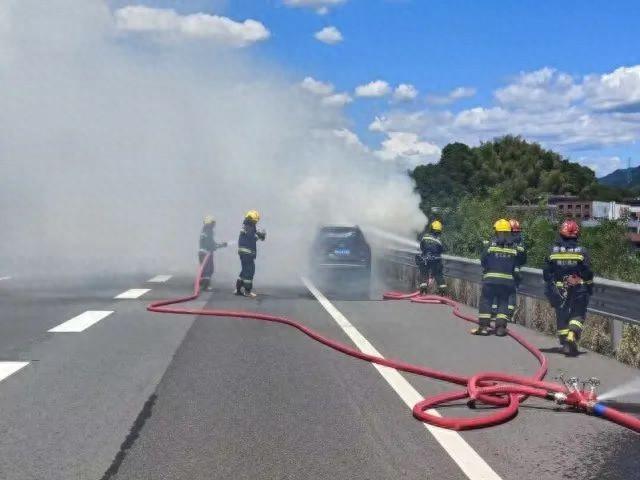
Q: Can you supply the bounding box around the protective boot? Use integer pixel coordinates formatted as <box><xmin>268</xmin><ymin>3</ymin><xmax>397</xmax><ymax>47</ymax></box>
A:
<box><xmin>419</xmin><ymin>282</ymin><xmax>428</xmax><ymax>295</ymax></box>
<box><xmin>235</xmin><ymin>279</ymin><xmax>244</xmax><ymax>296</ymax></box>
<box><xmin>471</xmin><ymin>319</ymin><xmax>490</xmax><ymax>336</ymax></box>
<box><xmin>494</xmin><ymin>325</ymin><xmax>507</xmax><ymax>337</ymax></box>
<box><xmin>562</xmin><ymin>331</ymin><xmax>579</xmax><ymax>357</ymax></box>
<box><xmin>494</xmin><ymin>317</ymin><xmax>508</xmax><ymax>337</ymax></box>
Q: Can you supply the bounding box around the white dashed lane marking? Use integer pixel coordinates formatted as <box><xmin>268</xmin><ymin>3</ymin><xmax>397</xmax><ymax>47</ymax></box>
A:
<box><xmin>115</xmin><ymin>288</ymin><xmax>151</xmax><ymax>299</ymax></box>
<box><xmin>49</xmin><ymin>311</ymin><xmax>114</xmax><ymax>333</ymax></box>
<box><xmin>0</xmin><ymin>362</ymin><xmax>29</xmax><ymax>383</ymax></box>
<box><xmin>147</xmin><ymin>275</ymin><xmax>172</xmax><ymax>283</ymax></box>
<box><xmin>0</xmin><ymin>276</ymin><xmax>11</xmax><ymax>281</ymax></box>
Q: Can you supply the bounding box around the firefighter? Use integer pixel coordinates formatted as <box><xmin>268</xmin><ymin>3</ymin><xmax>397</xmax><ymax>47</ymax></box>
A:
<box><xmin>199</xmin><ymin>216</ymin><xmax>228</xmax><ymax>291</ymax></box>
<box><xmin>472</xmin><ymin>219</ymin><xmax>519</xmax><ymax>337</ymax></box>
<box><xmin>415</xmin><ymin>220</ymin><xmax>446</xmax><ymax>295</ymax></box>
<box><xmin>543</xmin><ymin>219</ymin><xmax>593</xmax><ymax>356</ymax></box>
<box><xmin>507</xmin><ymin>219</ymin><xmax>527</xmax><ymax>321</ymax></box>
<box><xmin>236</xmin><ymin>210</ymin><xmax>266</xmax><ymax>297</ymax></box>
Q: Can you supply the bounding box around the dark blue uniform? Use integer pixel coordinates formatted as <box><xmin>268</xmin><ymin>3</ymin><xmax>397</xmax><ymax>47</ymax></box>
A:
<box><xmin>478</xmin><ymin>236</ymin><xmax>520</xmax><ymax>332</ymax></box>
<box><xmin>543</xmin><ymin>238</ymin><xmax>593</xmax><ymax>343</ymax></box>
<box><xmin>415</xmin><ymin>231</ymin><xmax>446</xmax><ymax>293</ymax></box>
<box><xmin>199</xmin><ymin>224</ymin><xmax>226</xmax><ymax>289</ymax></box>
<box><xmin>236</xmin><ymin>220</ymin><xmax>265</xmax><ymax>295</ymax></box>
<box><xmin>507</xmin><ymin>232</ymin><xmax>527</xmax><ymax>319</ymax></box>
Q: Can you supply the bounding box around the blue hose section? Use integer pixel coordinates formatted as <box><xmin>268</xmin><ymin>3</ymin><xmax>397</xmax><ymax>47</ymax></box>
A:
<box><xmin>593</xmin><ymin>402</ymin><xmax>607</xmax><ymax>417</ymax></box>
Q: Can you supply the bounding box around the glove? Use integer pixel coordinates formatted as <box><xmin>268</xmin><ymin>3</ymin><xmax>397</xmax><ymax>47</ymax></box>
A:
<box><xmin>257</xmin><ymin>230</ymin><xmax>266</xmax><ymax>241</ymax></box>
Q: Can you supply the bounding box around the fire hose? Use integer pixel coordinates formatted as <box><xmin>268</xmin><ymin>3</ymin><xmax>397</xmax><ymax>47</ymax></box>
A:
<box><xmin>147</xmin><ymin>254</ymin><xmax>640</xmax><ymax>434</ymax></box>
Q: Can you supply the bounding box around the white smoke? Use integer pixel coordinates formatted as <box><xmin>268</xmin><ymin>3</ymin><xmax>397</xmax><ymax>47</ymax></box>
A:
<box><xmin>0</xmin><ymin>0</ymin><xmax>425</xmax><ymax>283</ymax></box>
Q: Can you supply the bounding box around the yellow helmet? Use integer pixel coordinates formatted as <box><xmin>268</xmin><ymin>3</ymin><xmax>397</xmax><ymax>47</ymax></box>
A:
<box><xmin>245</xmin><ymin>210</ymin><xmax>260</xmax><ymax>223</ymax></box>
<box><xmin>203</xmin><ymin>215</ymin><xmax>215</xmax><ymax>225</ymax></box>
<box><xmin>494</xmin><ymin>218</ymin><xmax>511</xmax><ymax>232</ymax></box>
<box><xmin>430</xmin><ymin>220</ymin><xmax>443</xmax><ymax>232</ymax></box>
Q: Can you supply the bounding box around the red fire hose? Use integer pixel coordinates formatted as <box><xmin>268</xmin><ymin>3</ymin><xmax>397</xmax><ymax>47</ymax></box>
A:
<box><xmin>147</xmin><ymin>255</ymin><xmax>640</xmax><ymax>434</ymax></box>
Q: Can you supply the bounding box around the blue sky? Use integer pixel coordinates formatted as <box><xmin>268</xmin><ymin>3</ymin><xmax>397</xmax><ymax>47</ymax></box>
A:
<box><xmin>111</xmin><ymin>0</ymin><xmax>640</xmax><ymax>176</ymax></box>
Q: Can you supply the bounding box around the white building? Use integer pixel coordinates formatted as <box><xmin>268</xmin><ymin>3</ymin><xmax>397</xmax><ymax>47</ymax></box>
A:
<box><xmin>590</xmin><ymin>201</ymin><xmax>630</xmax><ymax>220</ymax></box>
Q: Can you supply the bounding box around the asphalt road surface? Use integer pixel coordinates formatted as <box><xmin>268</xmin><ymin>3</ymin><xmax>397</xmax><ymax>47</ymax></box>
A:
<box><xmin>0</xmin><ymin>271</ymin><xmax>638</xmax><ymax>480</ymax></box>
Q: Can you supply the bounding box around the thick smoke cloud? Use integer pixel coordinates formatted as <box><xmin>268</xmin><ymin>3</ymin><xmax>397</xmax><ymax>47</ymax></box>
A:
<box><xmin>0</xmin><ymin>0</ymin><xmax>424</xmax><ymax>283</ymax></box>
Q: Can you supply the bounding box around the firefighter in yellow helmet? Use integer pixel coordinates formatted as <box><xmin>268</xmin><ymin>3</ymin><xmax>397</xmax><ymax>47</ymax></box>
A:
<box><xmin>199</xmin><ymin>216</ymin><xmax>228</xmax><ymax>291</ymax></box>
<box><xmin>472</xmin><ymin>219</ymin><xmax>520</xmax><ymax>336</ymax></box>
<box><xmin>235</xmin><ymin>210</ymin><xmax>266</xmax><ymax>297</ymax></box>
<box><xmin>415</xmin><ymin>220</ymin><xmax>446</xmax><ymax>295</ymax></box>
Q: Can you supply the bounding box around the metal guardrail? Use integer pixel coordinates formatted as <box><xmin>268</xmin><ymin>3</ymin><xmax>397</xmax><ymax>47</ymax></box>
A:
<box><xmin>381</xmin><ymin>247</ymin><xmax>640</xmax><ymax>326</ymax></box>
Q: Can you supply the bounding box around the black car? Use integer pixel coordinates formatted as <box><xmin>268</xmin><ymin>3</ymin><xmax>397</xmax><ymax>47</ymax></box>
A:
<box><xmin>309</xmin><ymin>225</ymin><xmax>371</xmax><ymax>297</ymax></box>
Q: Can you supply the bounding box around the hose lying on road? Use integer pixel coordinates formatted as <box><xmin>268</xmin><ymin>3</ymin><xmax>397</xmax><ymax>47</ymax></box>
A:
<box><xmin>147</xmin><ymin>254</ymin><xmax>640</xmax><ymax>434</ymax></box>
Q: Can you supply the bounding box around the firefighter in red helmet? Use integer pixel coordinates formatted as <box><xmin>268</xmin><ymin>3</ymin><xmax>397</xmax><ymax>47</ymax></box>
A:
<box><xmin>543</xmin><ymin>219</ymin><xmax>593</xmax><ymax>356</ymax></box>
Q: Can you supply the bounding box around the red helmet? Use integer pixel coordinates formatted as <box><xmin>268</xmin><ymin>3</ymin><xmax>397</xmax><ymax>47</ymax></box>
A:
<box><xmin>509</xmin><ymin>219</ymin><xmax>521</xmax><ymax>233</ymax></box>
<box><xmin>559</xmin><ymin>219</ymin><xmax>580</xmax><ymax>239</ymax></box>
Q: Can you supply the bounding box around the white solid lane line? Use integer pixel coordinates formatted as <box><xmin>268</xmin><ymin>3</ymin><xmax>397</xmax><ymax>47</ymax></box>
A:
<box><xmin>49</xmin><ymin>311</ymin><xmax>114</xmax><ymax>333</ymax></box>
<box><xmin>148</xmin><ymin>275</ymin><xmax>172</xmax><ymax>283</ymax></box>
<box><xmin>0</xmin><ymin>362</ymin><xmax>29</xmax><ymax>383</ymax></box>
<box><xmin>301</xmin><ymin>277</ymin><xmax>502</xmax><ymax>480</ymax></box>
<box><xmin>115</xmin><ymin>288</ymin><xmax>151</xmax><ymax>299</ymax></box>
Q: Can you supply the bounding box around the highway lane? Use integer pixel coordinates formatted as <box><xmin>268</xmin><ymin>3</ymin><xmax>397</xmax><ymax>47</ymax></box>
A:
<box><xmin>0</xmin><ymin>273</ymin><xmax>201</xmax><ymax>480</ymax></box>
<box><xmin>0</xmin><ymin>273</ymin><xmax>638</xmax><ymax>479</ymax></box>
<box><xmin>108</xmin><ymin>278</ymin><xmax>640</xmax><ymax>480</ymax></box>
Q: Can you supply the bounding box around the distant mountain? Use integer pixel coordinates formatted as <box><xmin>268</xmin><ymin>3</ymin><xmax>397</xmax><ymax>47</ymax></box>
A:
<box><xmin>599</xmin><ymin>166</ymin><xmax>640</xmax><ymax>189</ymax></box>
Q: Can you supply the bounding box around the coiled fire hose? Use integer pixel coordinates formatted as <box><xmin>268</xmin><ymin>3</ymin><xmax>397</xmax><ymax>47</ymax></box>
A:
<box><xmin>147</xmin><ymin>254</ymin><xmax>640</xmax><ymax>434</ymax></box>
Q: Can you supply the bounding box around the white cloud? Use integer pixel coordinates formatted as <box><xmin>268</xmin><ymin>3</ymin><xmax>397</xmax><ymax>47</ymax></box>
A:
<box><xmin>333</xmin><ymin>128</ymin><xmax>368</xmax><ymax>153</ymax></box>
<box><xmin>375</xmin><ymin>132</ymin><xmax>441</xmax><ymax>167</ymax></box>
<box><xmin>371</xmin><ymin>65</ymin><xmax>640</xmax><ymax>158</ymax></box>
<box><xmin>580</xmin><ymin>155</ymin><xmax>622</xmax><ymax>176</ymax></box>
<box><xmin>494</xmin><ymin>68</ymin><xmax>583</xmax><ymax>111</ymax></box>
<box><xmin>283</xmin><ymin>0</ymin><xmax>347</xmax><ymax>14</ymax></box>
<box><xmin>300</xmin><ymin>76</ymin><xmax>334</xmax><ymax>96</ymax></box>
<box><xmin>355</xmin><ymin>80</ymin><xmax>391</xmax><ymax>98</ymax></box>
<box><xmin>393</xmin><ymin>84</ymin><xmax>418</xmax><ymax>102</ymax></box>
<box><xmin>314</xmin><ymin>26</ymin><xmax>343</xmax><ymax>45</ymax></box>
<box><xmin>299</xmin><ymin>77</ymin><xmax>351</xmax><ymax>107</ymax></box>
<box><xmin>114</xmin><ymin>6</ymin><xmax>270</xmax><ymax>47</ymax></box>
<box><xmin>427</xmin><ymin>86</ymin><xmax>476</xmax><ymax>105</ymax></box>
<box><xmin>322</xmin><ymin>92</ymin><xmax>353</xmax><ymax>107</ymax></box>
<box><xmin>584</xmin><ymin>65</ymin><xmax>640</xmax><ymax>112</ymax></box>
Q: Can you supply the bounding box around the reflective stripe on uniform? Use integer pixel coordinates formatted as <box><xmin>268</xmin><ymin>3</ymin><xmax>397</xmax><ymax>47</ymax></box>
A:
<box><xmin>478</xmin><ymin>314</ymin><xmax>492</xmax><ymax>319</ymax></box>
<box><xmin>549</xmin><ymin>253</ymin><xmax>584</xmax><ymax>261</ymax></box>
<box><xmin>557</xmin><ymin>329</ymin><xmax>570</xmax><ymax>336</ymax></box>
<box><xmin>507</xmin><ymin>305</ymin><xmax>515</xmax><ymax>310</ymax></box>
<box><xmin>199</xmin><ymin>248</ymin><xmax>210</xmax><ymax>254</ymax></box>
<box><xmin>555</xmin><ymin>281</ymin><xmax>564</xmax><ymax>287</ymax></box>
<box><xmin>238</xmin><ymin>247</ymin><xmax>254</xmax><ymax>255</ymax></box>
<box><xmin>496</xmin><ymin>313</ymin><xmax>509</xmax><ymax>320</ymax></box>
<box><xmin>483</xmin><ymin>272</ymin><xmax>514</xmax><ymax>280</ymax></box>
<box><xmin>242</xmin><ymin>279</ymin><xmax>253</xmax><ymax>285</ymax></box>
<box><xmin>488</xmin><ymin>247</ymin><xmax>517</xmax><ymax>255</ymax></box>
<box><xmin>491</xmin><ymin>304</ymin><xmax>498</xmax><ymax>309</ymax></box>
<box><xmin>421</xmin><ymin>235</ymin><xmax>442</xmax><ymax>245</ymax></box>
<box><xmin>569</xmin><ymin>319</ymin><xmax>584</xmax><ymax>329</ymax></box>
<box><xmin>438</xmin><ymin>284</ymin><xmax>447</xmax><ymax>288</ymax></box>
